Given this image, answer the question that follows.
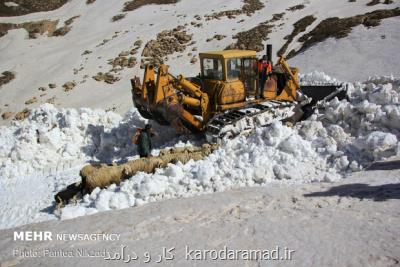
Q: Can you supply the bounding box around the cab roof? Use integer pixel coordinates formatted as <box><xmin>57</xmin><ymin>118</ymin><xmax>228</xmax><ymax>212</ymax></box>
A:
<box><xmin>199</xmin><ymin>50</ymin><xmax>257</xmax><ymax>59</ymax></box>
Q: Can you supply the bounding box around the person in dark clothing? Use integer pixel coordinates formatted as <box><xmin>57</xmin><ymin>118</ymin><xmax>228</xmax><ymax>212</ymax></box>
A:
<box><xmin>133</xmin><ymin>124</ymin><xmax>154</xmax><ymax>158</ymax></box>
<box><xmin>258</xmin><ymin>55</ymin><xmax>273</xmax><ymax>94</ymax></box>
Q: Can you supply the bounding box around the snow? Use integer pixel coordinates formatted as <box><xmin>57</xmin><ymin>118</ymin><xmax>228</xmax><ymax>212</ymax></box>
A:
<box><xmin>0</xmin><ymin>0</ymin><xmax>398</xmax><ymax>119</ymax></box>
<box><xmin>1</xmin><ymin>74</ymin><xmax>399</xmax><ymax>228</ymax></box>
<box><xmin>60</xmin><ymin>205</ymin><xmax>96</xmax><ymax>220</ymax></box>
<box><xmin>4</xmin><ymin>2</ymin><xmax>18</xmax><ymax>8</ymax></box>
<box><xmin>290</xmin><ymin>17</ymin><xmax>400</xmax><ymax>82</ymax></box>
<box><xmin>0</xmin><ymin>104</ymin><xmax>181</xmax><ymax>229</ymax></box>
<box><xmin>1</xmin><ymin>168</ymin><xmax>399</xmax><ymax>267</ymax></box>
<box><xmin>299</xmin><ymin>71</ymin><xmax>340</xmax><ymax>85</ymax></box>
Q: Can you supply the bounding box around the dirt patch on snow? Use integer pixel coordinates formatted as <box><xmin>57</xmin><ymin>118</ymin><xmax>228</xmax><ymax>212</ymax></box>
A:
<box><xmin>205</xmin><ymin>0</ymin><xmax>264</xmax><ymax>20</ymax></box>
<box><xmin>278</xmin><ymin>15</ymin><xmax>316</xmax><ymax>57</ymax></box>
<box><xmin>206</xmin><ymin>34</ymin><xmax>226</xmax><ymax>42</ymax></box>
<box><xmin>141</xmin><ymin>25</ymin><xmax>192</xmax><ymax>66</ymax></box>
<box><xmin>24</xmin><ymin>97</ymin><xmax>37</xmax><ymax>105</ymax></box>
<box><xmin>0</xmin><ymin>15</ymin><xmax>79</xmax><ymax>39</ymax></box>
<box><xmin>1</xmin><ymin>111</ymin><xmax>13</xmax><ymax>120</ymax></box>
<box><xmin>62</xmin><ymin>81</ymin><xmax>76</xmax><ymax>92</ymax></box>
<box><xmin>367</xmin><ymin>0</ymin><xmax>381</xmax><ymax>6</ymax></box>
<box><xmin>1</xmin><ymin>108</ymin><xmax>31</xmax><ymax>121</ymax></box>
<box><xmin>53</xmin><ymin>15</ymin><xmax>80</xmax><ymax>36</ymax></box>
<box><xmin>123</xmin><ymin>0</ymin><xmax>179</xmax><ymax>12</ymax></box>
<box><xmin>92</xmin><ymin>72</ymin><xmax>120</xmax><ymax>84</ymax></box>
<box><xmin>227</xmin><ymin>22</ymin><xmax>273</xmax><ymax>51</ymax></box>
<box><xmin>111</xmin><ymin>13</ymin><xmax>126</xmax><ymax>22</ymax></box>
<box><xmin>0</xmin><ymin>71</ymin><xmax>15</xmax><ymax>88</ymax></box>
<box><xmin>46</xmin><ymin>96</ymin><xmax>56</xmax><ymax>104</ymax></box>
<box><xmin>0</xmin><ymin>0</ymin><xmax>69</xmax><ymax>16</ymax></box>
<box><xmin>0</xmin><ymin>20</ymin><xmax>58</xmax><ymax>39</ymax></box>
<box><xmin>14</xmin><ymin>108</ymin><xmax>30</xmax><ymax>121</ymax></box>
<box><xmin>286</xmin><ymin>4</ymin><xmax>305</xmax><ymax>11</ymax></box>
<box><xmin>108</xmin><ymin>53</ymin><xmax>137</xmax><ymax>70</ymax></box>
<box><xmin>226</xmin><ymin>12</ymin><xmax>286</xmax><ymax>51</ymax></box>
<box><xmin>290</xmin><ymin>8</ymin><xmax>400</xmax><ymax>58</ymax></box>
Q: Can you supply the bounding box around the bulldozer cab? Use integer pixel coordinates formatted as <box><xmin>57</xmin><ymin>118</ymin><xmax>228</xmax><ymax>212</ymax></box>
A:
<box><xmin>199</xmin><ymin>50</ymin><xmax>258</xmax><ymax>98</ymax></box>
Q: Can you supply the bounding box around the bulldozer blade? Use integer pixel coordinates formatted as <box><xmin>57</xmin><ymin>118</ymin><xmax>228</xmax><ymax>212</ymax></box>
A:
<box><xmin>300</xmin><ymin>84</ymin><xmax>347</xmax><ymax>104</ymax></box>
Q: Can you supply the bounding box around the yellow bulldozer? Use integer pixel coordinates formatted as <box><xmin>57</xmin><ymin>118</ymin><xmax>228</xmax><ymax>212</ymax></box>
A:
<box><xmin>131</xmin><ymin>45</ymin><xmax>344</xmax><ymax>141</ymax></box>
<box><xmin>55</xmin><ymin>46</ymin><xmax>347</xmax><ymax>206</ymax></box>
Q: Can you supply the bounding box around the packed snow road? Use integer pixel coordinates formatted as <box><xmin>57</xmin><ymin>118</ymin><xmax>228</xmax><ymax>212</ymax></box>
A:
<box><xmin>0</xmin><ymin>74</ymin><xmax>399</xmax><ymax>230</ymax></box>
<box><xmin>0</xmin><ymin>168</ymin><xmax>399</xmax><ymax>267</ymax></box>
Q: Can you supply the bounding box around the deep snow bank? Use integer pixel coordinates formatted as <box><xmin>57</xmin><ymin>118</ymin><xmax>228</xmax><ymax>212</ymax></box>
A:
<box><xmin>61</xmin><ymin>75</ymin><xmax>400</xmax><ymax>220</ymax></box>
<box><xmin>0</xmin><ymin>74</ymin><xmax>399</xmax><ymax>226</ymax></box>
<box><xmin>0</xmin><ymin>105</ymin><xmax>123</xmax><ymax>179</ymax></box>
<box><xmin>0</xmin><ymin>104</ymin><xmax>181</xmax><ymax>229</ymax></box>
<box><xmin>0</xmin><ymin>104</ymin><xmax>182</xmax><ymax>180</ymax></box>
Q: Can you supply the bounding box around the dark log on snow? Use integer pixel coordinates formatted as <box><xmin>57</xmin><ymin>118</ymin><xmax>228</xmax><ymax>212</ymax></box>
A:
<box><xmin>55</xmin><ymin>144</ymin><xmax>219</xmax><ymax>206</ymax></box>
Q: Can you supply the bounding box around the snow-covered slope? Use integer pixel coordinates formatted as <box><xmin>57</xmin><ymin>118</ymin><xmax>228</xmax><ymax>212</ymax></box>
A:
<box><xmin>290</xmin><ymin>16</ymin><xmax>400</xmax><ymax>81</ymax></box>
<box><xmin>0</xmin><ymin>0</ymin><xmax>399</xmax><ymax>118</ymax></box>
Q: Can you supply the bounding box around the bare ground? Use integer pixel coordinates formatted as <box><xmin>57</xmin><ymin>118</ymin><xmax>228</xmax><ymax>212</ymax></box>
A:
<box><xmin>0</xmin><ymin>20</ymin><xmax>58</xmax><ymax>39</ymax></box>
<box><xmin>226</xmin><ymin>11</ymin><xmax>286</xmax><ymax>52</ymax></box>
<box><xmin>0</xmin><ymin>0</ymin><xmax>69</xmax><ymax>17</ymax></box>
<box><xmin>123</xmin><ymin>0</ymin><xmax>179</xmax><ymax>12</ymax></box>
<box><xmin>0</xmin><ymin>71</ymin><xmax>15</xmax><ymax>88</ymax></box>
<box><xmin>0</xmin><ymin>14</ymin><xmax>80</xmax><ymax>39</ymax></box>
<box><xmin>205</xmin><ymin>0</ymin><xmax>264</xmax><ymax>20</ymax></box>
<box><xmin>278</xmin><ymin>15</ymin><xmax>316</xmax><ymax>57</ymax></box>
<box><xmin>140</xmin><ymin>25</ymin><xmax>192</xmax><ymax>66</ymax></box>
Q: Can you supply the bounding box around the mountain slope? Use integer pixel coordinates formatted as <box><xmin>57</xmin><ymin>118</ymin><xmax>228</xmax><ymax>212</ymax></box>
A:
<box><xmin>0</xmin><ymin>0</ymin><xmax>399</xmax><ymax>120</ymax></box>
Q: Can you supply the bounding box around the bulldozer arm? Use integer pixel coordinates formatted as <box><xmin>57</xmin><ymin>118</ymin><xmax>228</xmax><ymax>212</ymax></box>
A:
<box><xmin>131</xmin><ymin>64</ymin><xmax>158</xmax><ymax>119</ymax></box>
<box><xmin>131</xmin><ymin>64</ymin><xmax>210</xmax><ymax>132</ymax></box>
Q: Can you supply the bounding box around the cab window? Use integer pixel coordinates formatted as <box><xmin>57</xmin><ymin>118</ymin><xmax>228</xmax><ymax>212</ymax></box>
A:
<box><xmin>227</xmin><ymin>58</ymin><xmax>242</xmax><ymax>80</ymax></box>
<box><xmin>203</xmin><ymin>58</ymin><xmax>223</xmax><ymax>80</ymax></box>
<box><xmin>242</xmin><ymin>58</ymin><xmax>257</xmax><ymax>77</ymax></box>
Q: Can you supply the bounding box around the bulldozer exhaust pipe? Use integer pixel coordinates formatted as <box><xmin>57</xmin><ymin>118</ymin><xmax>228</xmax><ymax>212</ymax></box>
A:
<box><xmin>266</xmin><ymin>44</ymin><xmax>272</xmax><ymax>62</ymax></box>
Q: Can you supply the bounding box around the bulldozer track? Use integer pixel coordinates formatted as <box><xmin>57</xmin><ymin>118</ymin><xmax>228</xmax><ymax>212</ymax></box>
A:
<box><xmin>206</xmin><ymin>100</ymin><xmax>295</xmax><ymax>142</ymax></box>
<box><xmin>205</xmin><ymin>84</ymin><xmax>346</xmax><ymax>142</ymax></box>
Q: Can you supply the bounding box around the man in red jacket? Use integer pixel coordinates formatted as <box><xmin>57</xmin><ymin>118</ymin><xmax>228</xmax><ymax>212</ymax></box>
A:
<box><xmin>258</xmin><ymin>56</ymin><xmax>272</xmax><ymax>92</ymax></box>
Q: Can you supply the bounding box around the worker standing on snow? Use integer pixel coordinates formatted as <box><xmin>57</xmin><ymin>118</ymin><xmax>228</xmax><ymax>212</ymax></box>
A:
<box><xmin>132</xmin><ymin>124</ymin><xmax>155</xmax><ymax>158</ymax></box>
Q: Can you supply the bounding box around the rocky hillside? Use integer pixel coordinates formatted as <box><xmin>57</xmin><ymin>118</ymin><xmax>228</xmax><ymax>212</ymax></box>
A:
<box><xmin>0</xmin><ymin>0</ymin><xmax>399</xmax><ymax>123</ymax></box>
